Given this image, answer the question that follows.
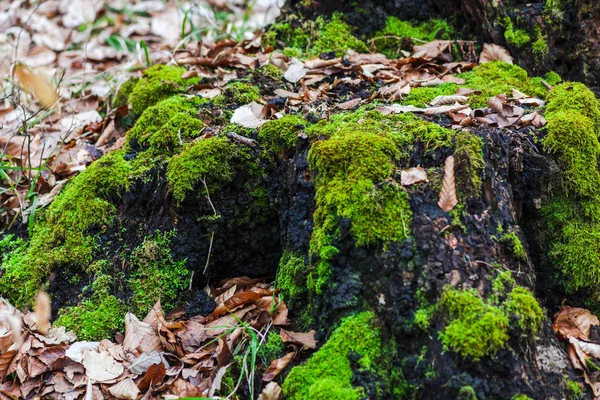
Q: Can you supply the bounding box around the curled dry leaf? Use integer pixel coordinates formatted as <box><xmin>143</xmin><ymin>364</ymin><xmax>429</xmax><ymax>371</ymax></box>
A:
<box><xmin>429</xmin><ymin>95</ymin><xmax>469</xmax><ymax>106</ymax></box>
<box><xmin>14</xmin><ymin>64</ymin><xmax>58</xmax><ymax>108</ymax></box>
<box><xmin>424</xmin><ymin>104</ymin><xmax>470</xmax><ymax>116</ymax></box>
<box><xmin>81</xmin><ymin>350</ymin><xmax>124</xmax><ymax>382</ymax></box>
<box><xmin>401</xmin><ymin>167</ymin><xmax>428</xmax><ymax>186</ymax></box>
<box><xmin>376</xmin><ymin>104</ymin><xmax>425</xmax><ymax>114</ymax></box>
<box><xmin>337</xmin><ymin>98</ymin><xmax>361</xmax><ymax>110</ymax></box>
<box><xmin>412</xmin><ymin>40</ymin><xmax>452</xmax><ymax>61</ymax></box>
<box><xmin>279</xmin><ymin>329</ymin><xmax>317</xmax><ymax>349</ymax></box>
<box><xmin>438</xmin><ymin>156</ymin><xmax>458</xmax><ymax>212</ymax></box>
<box><xmin>263</xmin><ymin>352</ymin><xmax>295</xmax><ymax>382</ymax></box>
<box><xmin>479</xmin><ymin>43</ymin><xmax>513</xmax><ymax>64</ymax></box>
<box><xmin>230</xmin><ymin>102</ymin><xmax>268</xmax><ymax>129</ymax></box>
<box><xmin>258</xmin><ymin>382</ymin><xmax>283</xmax><ymax>400</ymax></box>
<box><xmin>283</xmin><ymin>58</ymin><xmax>308</xmax><ymax>83</ymax></box>
<box><xmin>108</xmin><ymin>378</ymin><xmax>140</xmax><ymax>400</ymax></box>
<box><xmin>553</xmin><ymin>306</ymin><xmax>599</xmax><ymax>341</ymax></box>
<box><xmin>34</xmin><ymin>292</ymin><xmax>50</xmax><ymax>335</ymax></box>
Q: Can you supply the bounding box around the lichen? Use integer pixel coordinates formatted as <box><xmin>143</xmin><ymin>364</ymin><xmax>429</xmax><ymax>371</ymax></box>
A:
<box><xmin>503</xmin><ymin>17</ymin><xmax>531</xmax><ymax>48</ymax></box>
<box><xmin>166</xmin><ymin>136</ymin><xmax>241</xmax><ymax>203</ymax></box>
<box><xmin>213</xmin><ymin>81</ymin><xmax>261</xmax><ymax>106</ymax></box>
<box><xmin>129</xmin><ymin>64</ymin><xmax>199</xmax><ymax>115</ymax></box>
<box><xmin>453</xmin><ymin>131</ymin><xmax>484</xmax><ymax>197</ymax></box>
<box><xmin>258</xmin><ymin>114</ymin><xmax>306</xmax><ymax>153</ymax></box>
<box><xmin>282</xmin><ymin>312</ymin><xmax>381</xmax><ymax>400</ymax></box>
<box><xmin>128</xmin><ymin>231</ymin><xmax>190</xmax><ymax>316</ymax></box>
<box><xmin>0</xmin><ymin>150</ymin><xmax>131</xmax><ymax>306</ymax></box>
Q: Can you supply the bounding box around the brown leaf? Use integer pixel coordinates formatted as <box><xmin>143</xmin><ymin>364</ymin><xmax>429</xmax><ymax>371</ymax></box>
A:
<box><xmin>212</xmin><ymin>291</ymin><xmax>265</xmax><ymax>316</ymax></box>
<box><xmin>34</xmin><ymin>292</ymin><xmax>51</xmax><ymax>335</ymax></box>
<box><xmin>258</xmin><ymin>382</ymin><xmax>283</xmax><ymax>400</ymax></box>
<box><xmin>337</xmin><ymin>98</ymin><xmax>361</xmax><ymax>110</ymax></box>
<box><xmin>14</xmin><ymin>64</ymin><xmax>58</xmax><ymax>108</ymax></box>
<box><xmin>279</xmin><ymin>329</ymin><xmax>317</xmax><ymax>349</ymax></box>
<box><xmin>438</xmin><ymin>156</ymin><xmax>458</xmax><ymax>212</ymax></box>
<box><xmin>137</xmin><ymin>362</ymin><xmax>166</xmax><ymax>393</ymax></box>
<box><xmin>123</xmin><ymin>313</ymin><xmax>161</xmax><ymax>355</ymax></box>
<box><xmin>81</xmin><ymin>350</ymin><xmax>124</xmax><ymax>382</ymax></box>
<box><xmin>108</xmin><ymin>378</ymin><xmax>140</xmax><ymax>399</ymax></box>
<box><xmin>401</xmin><ymin>167</ymin><xmax>428</xmax><ymax>186</ymax></box>
<box><xmin>262</xmin><ymin>352</ymin><xmax>295</xmax><ymax>382</ymax></box>
<box><xmin>424</xmin><ymin>104</ymin><xmax>470</xmax><ymax>116</ymax></box>
<box><xmin>553</xmin><ymin>306</ymin><xmax>599</xmax><ymax>341</ymax></box>
<box><xmin>429</xmin><ymin>95</ymin><xmax>469</xmax><ymax>106</ymax></box>
<box><xmin>479</xmin><ymin>43</ymin><xmax>513</xmax><ymax>64</ymax></box>
<box><xmin>412</xmin><ymin>40</ymin><xmax>452</xmax><ymax>61</ymax></box>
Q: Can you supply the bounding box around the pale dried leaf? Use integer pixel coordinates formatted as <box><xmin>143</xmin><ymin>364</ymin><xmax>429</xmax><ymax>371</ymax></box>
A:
<box><xmin>34</xmin><ymin>292</ymin><xmax>51</xmax><ymax>335</ymax></box>
<box><xmin>479</xmin><ymin>43</ymin><xmax>513</xmax><ymax>64</ymax></box>
<box><xmin>230</xmin><ymin>102</ymin><xmax>268</xmax><ymax>128</ymax></box>
<box><xmin>284</xmin><ymin>58</ymin><xmax>308</xmax><ymax>83</ymax></box>
<box><xmin>438</xmin><ymin>156</ymin><xmax>458</xmax><ymax>212</ymax></box>
<box><xmin>279</xmin><ymin>329</ymin><xmax>317</xmax><ymax>349</ymax></box>
<box><xmin>376</xmin><ymin>104</ymin><xmax>425</xmax><ymax>115</ymax></box>
<box><xmin>429</xmin><ymin>95</ymin><xmax>469</xmax><ymax>106</ymax></box>
<box><xmin>424</xmin><ymin>104</ymin><xmax>470</xmax><ymax>116</ymax></box>
<box><xmin>108</xmin><ymin>378</ymin><xmax>140</xmax><ymax>399</ymax></box>
<box><xmin>14</xmin><ymin>64</ymin><xmax>58</xmax><ymax>108</ymax></box>
<box><xmin>66</xmin><ymin>342</ymin><xmax>100</xmax><ymax>363</ymax></box>
<box><xmin>82</xmin><ymin>350</ymin><xmax>124</xmax><ymax>382</ymax></box>
<box><xmin>258</xmin><ymin>382</ymin><xmax>283</xmax><ymax>400</ymax></box>
<box><xmin>401</xmin><ymin>167</ymin><xmax>428</xmax><ymax>186</ymax></box>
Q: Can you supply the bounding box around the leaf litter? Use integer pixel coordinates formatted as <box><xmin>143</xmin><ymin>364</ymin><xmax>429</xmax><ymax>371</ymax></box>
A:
<box><xmin>0</xmin><ymin>277</ymin><xmax>313</xmax><ymax>399</ymax></box>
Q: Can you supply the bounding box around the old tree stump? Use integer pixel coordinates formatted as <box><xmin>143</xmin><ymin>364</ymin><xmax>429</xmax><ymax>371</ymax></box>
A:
<box><xmin>3</xmin><ymin>0</ymin><xmax>600</xmax><ymax>398</ymax></box>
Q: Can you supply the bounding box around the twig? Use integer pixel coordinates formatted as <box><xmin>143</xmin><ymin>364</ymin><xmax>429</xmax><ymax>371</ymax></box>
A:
<box><xmin>226</xmin><ymin>131</ymin><xmax>257</xmax><ymax>147</ymax></box>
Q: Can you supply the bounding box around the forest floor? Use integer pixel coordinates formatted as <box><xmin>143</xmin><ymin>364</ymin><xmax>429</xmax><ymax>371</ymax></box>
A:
<box><xmin>1</xmin><ymin>1</ymin><xmax>600</xmax><ymax>399</ymax></box>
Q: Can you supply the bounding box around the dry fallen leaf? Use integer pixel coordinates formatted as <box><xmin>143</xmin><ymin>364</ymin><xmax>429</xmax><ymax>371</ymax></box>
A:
<box><xmin>108</xmin><ymin>378</ymin><xmax>140</xmax><ymax>399</ymax></box>
<box><xmin>479</xmin><ymin>43</ymin><xmax>513</xmax><ymax>64</ymax></box>
<box><xmin>263</xmin><ymin>352</ymin><xmax>295</xmax><ymax>382</ymax></box>
<box><xmin>429</xmin><ymin>95</ymin><xmax>469</xmax><ymax>106</ymax></box>
<box><xmin>231</xmin><ymin>102</ymin><xmax>268</xmax><ymax>128</ymax></box>
<box><xmin>258</xmin><ymin>381</ymin><xmax>283</xmax><ymax>400</ymax></box>
<box><xmin>14</xmin><ymin>64</ymin><xmax>58</xmax><ymax>108</ymax></box>
<box><xmin>279</xmin><ymin>329</ymin><xmax>317</xmax><ymax>349</ymax></box>
<box><xmin>401</xmin><ymin>167</ymin><xmax>428</xmax><ymax>186</ymax></box>
<box><xmin>284</xmin><ymin>58</ymin><xmax>308</xmax><ymax>83</ymax></box>
<box><xmin>438</xmin><ymin>156</ymin><xmax>458</xmax><ymax>212</ymax></box>
<box><xmin>82</xmin><ymin>350</ymin><xmax>124</xmax><ymax>382</ymax></box>
<box><xmin>34</xmin><ymin>292</ymin><xmax>51</xmax><ymax>335</ymax></box>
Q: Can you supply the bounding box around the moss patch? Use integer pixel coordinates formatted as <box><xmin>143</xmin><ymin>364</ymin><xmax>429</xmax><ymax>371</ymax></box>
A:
<box><xmin>453</xmin><ymin>131</ymin><xmax>484</xmax><ymax>197</ymax></box>
<box><xmin>401</xmin><ymin>83</ymin><xmax>458</xmax><ymax>108</ymax></box>
<box><xmin>166</xmin><ymin>136</ymin><xmax>241</xmax><ymax>203</ymax></box>
<box><xmin>258</xmin><ymin>114</ymin><xmax>306</xmax><ymax>153</ymax></box>
<box><xmin>128</xmin><ymin>231</ymin><xmax>190</xmax><ymax>316</ymax></box>
<box><xmin>129</xmin><ymin>64</ymin><xmax>199</xmax><ymax>115</ymax></box>
<box><xmin>258</xmin><ymin>331</ymin><xmax>286</xmax><ymax>368</ymax></box>
<box><xmin>263</xmin><ymin>13</ymin><xmax>367</xmax><ymax>57</ymax></box>
<box><xmin>439</xmin><ymin>273</ymin><xmax>543</xmax><ymax>360</ymax></box>
<box><xmin>276</xmin><ymin>251</ymin><xmax>307</xmax><ymax>301</ymax></box>
<box><xmin>213</xmin><ymin>81</ymin><xmax>260</xmax><ymax>106</ymax></box>
<box><xmin>0</xmin><ymin>151</ymin><xmax>131</xmax><ymax>306</ymax></box>
<box><xmin>503</xmin><ymin>17</ymin><xmax>530</xmax><ymax>48</ymax></box>
<box><xmin>372</xmin><ymin>17</ymin><xmax>452</xmax><ymax>58</ymax></box>
<box><xmin>282</xmin><ymin>312</ymin><xmax>381</xmax><ymax>400</ymax></box>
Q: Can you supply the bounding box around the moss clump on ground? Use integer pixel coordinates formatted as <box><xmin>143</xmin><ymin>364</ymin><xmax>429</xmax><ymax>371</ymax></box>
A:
<box><xmin>263</xmin><ymin>13</ymin><xmax>367</xmax><ymax>57</ymax></box>
<box><xmin>255</xmin><ymin>64</ymin><xmax>282</xmax><ymax>80</ymax></box>
<box><xmin>128</xmin><ymin>231</ymin><xmax>190</xmax><ymax>316</ymax></box>
<box><xmin>282</xmin><ymin>312</ymin><xmax>381</xmax><ymax>400</ymax></box>
<box><xmin>459</xmin><ymin>62</ymin><xmax>548</xmax><ymax>107</ymax></box>
<box><xmin>541</xmin><ymin>82</ymin><xmax>600</xmax><ymax>299</ymax></box>
<box><xmin>258</xmin><ymin>114</ymin><xmax>305</xmax><ymax>153</ymax></box>
<box><xmin>372</xmin><ymin>17</ymin><xmax>452</xmax><ymax>57</ymax></box>
<box><xmin>55</xmin><ymin>262</ymin><xmax>125</xmax><ymax>340</ymax></box>
<box><xmin>0</xmin><ymin>151</ymin><xmax>131</xmax><ymax>306</ymax></box>
<box><xmin>166</xmin><ymin>136</ymin><xmax>241</xmax><ymax>203</ymax></box>
<box><xmin>453</xmin><ymin>131</ymin><xmax>485</xmax><ymax>197</ymax></box>
<box><xmin>113</xmin><ymin>77</ymin><xmax>139</xmax><ymax>108</ymax></box>
<box><xmin>503</xmin><ymin>17</ymin><xmax>531</xmax><ymax>48</ymax></box>
<box><xmin>439</xmin><ymin>273</ymin><xmax>543</xmax><ymax>360</ymax></box>
<box><xmin>401</xmin><ymin>83</ymin><xmax>458</xmax><ymax>108</ymax></box>
<box><xmin>213</xmin><ymin>82</ymin><xmax>260</xmax><ymax>106</ymax></box>
<box><xmin>258</xmin><ymin>331</ymin><xmax>286</xmax><ymax>367</ymax></box>
<box><xmin>498</xmin><ymin>231</ymin><xmax>528</xmax><ymax>261</ymax></box>
<box><xmin>565</xmin><ymin>378</ymin><xmax>584</xmax><ymax>400</ymax></box>
<box><xmin>129</xmin><ymin>64</ymin><xmax>199</xmax><ymax>115</ymax></box>
<box><xmin>127</xmin><ymin>95</ymin><xmax>206</xmax><ymax>156</ymax></box>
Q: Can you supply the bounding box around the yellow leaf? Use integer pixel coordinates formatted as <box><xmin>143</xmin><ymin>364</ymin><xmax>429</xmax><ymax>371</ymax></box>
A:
<box><xmin>14</xmin><ymin>64</ymin><xmax>58</xmax><ymax>108</ymax></box>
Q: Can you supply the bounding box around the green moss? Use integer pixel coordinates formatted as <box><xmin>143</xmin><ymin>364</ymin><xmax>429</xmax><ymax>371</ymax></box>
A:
<box><xmin>128</xmin><ymin>231</ymin><xmax>189</xmax><ymax>316</ymax></box>
<box><xmin>127</xmin><ymin>95</ymin><xmax>206</xmax><ymax>157</ymax></box>
<box><xmin>264</xmin><ymin>13</ymin><xmax>367</xmax><ymax>57</ymax></box>
<box><xmin>438</xmin><ymin>287</ymin><xmax>509</xmax><ymax>361</ymax></box>
<box><xmin>504</xmin><ymin>287</ymin><xmax>544</xmax><ymax>334</ymax></box>
<box><xmin>414</xmin><ymin>289</ymin><xmax>437</xmax><ymax>331</ymax></box>
<box><xmin>282</xmin><ymin>312</ymin><xmax>381</xmax><ymax>400</ymax></box>
<box><xmin>499</xmin><ymin>232</ymin><xmax>528</xmax><ymax>261</ymax></box>
<box><xmin>258</xmin><ymin>331</ymin><xmax>286</xmax><ymax>367</ymax></box>
<box><xmin>129</xmin><ymin>64</ymin><xmax>199</xmax><ymax>115</ymax></box>
<box><xmin>503</xmin><ymin>17</ymin><xmax>531</xmax><ymax>48</ymax></box>
<box><xmin>113</xmin><ymin>77</ymin><xmax>139</xmax><ymax>108</ymax></box>
<box><xmin>544</xmin><ymin>71</ymin><xmax>562</xmax><ymax>85</ymax></box>
<box><xmin>459</xmin><ymin>62</ymin><xmax>548</xmax><ymax>107</ymax></box>
<box><xmin>0</xmin><ymin>151</ymin><xmax>131</xmax><ymax>306</ymax></box>
<box><xmin>454</xmin><ymin>131</ymin><xmax>484</xmax><ymax>197</ymax></box>
<box><xmin>565</xmin><ymin>378</ymin><xmax>584</xmax><ymax>400</ymax></box>
<box><xmin>256</xmin><ymin>64</ymin><xmax>282</xmax><ymax>80</ymax></box>
<box><xmin>401</xmin><ymin>83</ymin><xmax>458</xmax><ymax>108</ymax></box>
<box><xmin>166</xmin><ymin>136</ymin><xmax>240</xmax><ymax>203</ymax></box>
<box><xmin>213</xmin><ymin>82</ymin><xmax>260</xmax><ymax>106</ymax></box>
<box><xmin>458</xmin><ymin>386</ymin><xmax>477</xmax><ymax>400</ymax></box>
<box><xmin>532</xmin><ymin>25</ymin><xmax>549</xmax><ymax>56</ymax></box>
<box><xmin>258</xmin><ymin>114</ymin><xmax>306</xmax><ymax>153</ymax></box>
<box><xmin>372</xmin><ymin>17</ymin><xmax>452</xmax><ymax>57</ymax></box>
<box><xmin>276</xmin><ymin>251</ymin><xmax>307</xmax><ymax>301</ymax></box>
<box><xmin>512</xmin><ymin>395</ymin><xmax>533</xmax><ymax>400</ymax></box>
<box><xmin>545</xmin><ymin>82</ymin><xmax>600</xmax><ymax>130</ymax></box>
<box><xmin>55</xmin><ymin>266</ymin><xmax>125</xmax><ymax>340</ymax></box>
